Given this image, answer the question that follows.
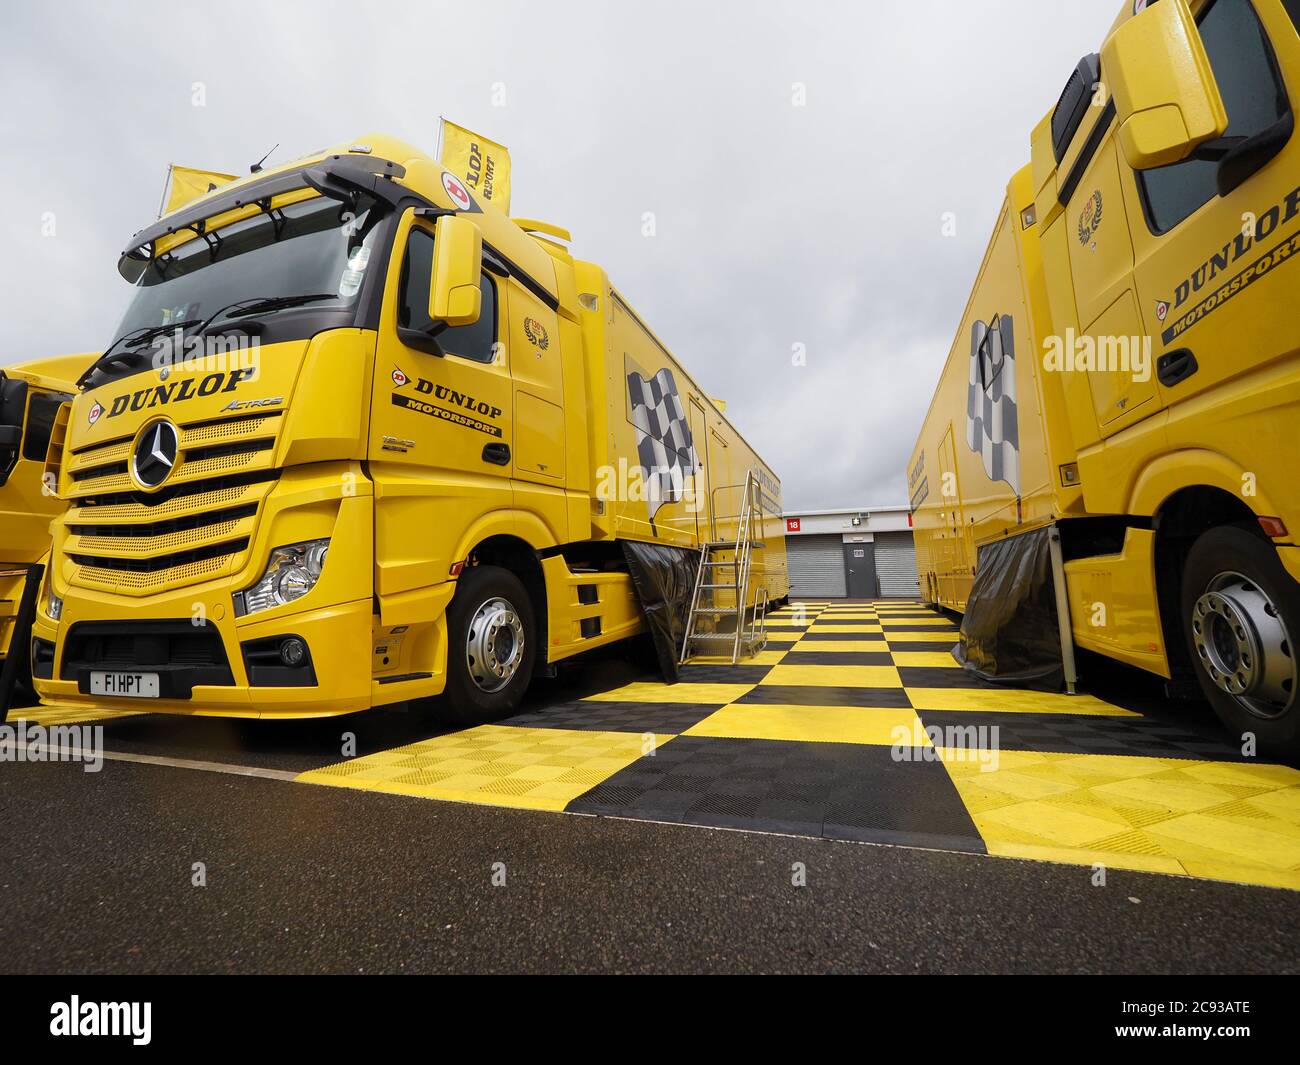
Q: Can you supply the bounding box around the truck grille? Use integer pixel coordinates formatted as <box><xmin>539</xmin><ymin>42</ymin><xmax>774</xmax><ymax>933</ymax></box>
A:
<box><xmin>60</xmin><ymin>412</ymin><xmax>283</xmax><ymax>596</ymax></box>
<box><xmin>60</xmin><ymin>619</ymin><xmax>234</xmax><ymax>688</ymax></box>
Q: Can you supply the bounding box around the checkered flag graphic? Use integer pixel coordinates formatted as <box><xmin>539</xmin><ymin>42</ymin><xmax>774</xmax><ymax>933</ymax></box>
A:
<box><xmin>966</xmin><ymin>315</ymin><xmax>1019</xmax><ymax>494</ymax></box>
<box><xmin>627</xmin><ymin>367</ymin><xmax>699</xmax><ymax>523</ymax></box>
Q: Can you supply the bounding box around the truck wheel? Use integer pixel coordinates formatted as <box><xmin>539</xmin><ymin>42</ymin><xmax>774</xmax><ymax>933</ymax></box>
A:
<box><xmin>1180</xmin><ymin>526</ymin><xmax>1300</xmax><ymax>760</ymax></box>
<box><xmin>438</xmin><ymin>565</ymin><xmax>536</xmax><ymax>725</ymax></box>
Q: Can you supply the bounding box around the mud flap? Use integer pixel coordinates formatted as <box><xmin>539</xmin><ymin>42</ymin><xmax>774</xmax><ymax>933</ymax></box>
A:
<box><xmin>0</xmin><ymin>563</ymin><xmax>41</xmax><ymax>722</ymax></box>
<box><xmin>620</xmin><ymin>541</ymin><xmax>700</xmax><ymax>684</ymax></box>
<box><xmin>952</xmin><ymin>527</ymin><xmax>1065</xmax><ymax>691</ymax></box>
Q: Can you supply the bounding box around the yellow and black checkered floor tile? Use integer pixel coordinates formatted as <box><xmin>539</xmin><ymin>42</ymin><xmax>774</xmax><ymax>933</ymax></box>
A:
<box><xmin>24</xmin><ymin>601</ymin><xmax>1297</xmax><ymax>891</ymax></box>
<box><xmin>290</xmin><ymin>600</ymin><xmax>1300</xmax><ymax>891</ymax></box>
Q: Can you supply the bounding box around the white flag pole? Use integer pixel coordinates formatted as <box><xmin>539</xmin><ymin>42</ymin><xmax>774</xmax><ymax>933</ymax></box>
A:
<box><xmin>156</xmin><ymin>164</ymin><xmax>174</xmax><ymax>219</ymax></box>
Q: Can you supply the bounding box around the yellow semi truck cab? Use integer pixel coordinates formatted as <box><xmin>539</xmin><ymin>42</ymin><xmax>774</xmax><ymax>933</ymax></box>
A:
<box><xmin>0</xmin><ymin>353</ymin><xmax>88</xmax><ymax>714</ymax></box>
<box><xmin>33</xmin><ymin>135</ymin><xmax>786</xmax><ymax>721</ymax></box>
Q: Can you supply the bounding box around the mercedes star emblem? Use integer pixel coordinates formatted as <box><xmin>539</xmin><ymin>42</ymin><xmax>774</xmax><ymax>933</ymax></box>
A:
<box><xmin>132</xmin><ymin>420</ymin><xmax>179</xmax><ymax>488</ymax></box>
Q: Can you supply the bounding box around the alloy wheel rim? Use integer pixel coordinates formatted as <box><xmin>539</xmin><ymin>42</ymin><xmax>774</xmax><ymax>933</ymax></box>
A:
<box><xmin>465</xmin><ymin>596</ymin><xmax>525</xmax><ymax>693</ymax></box>
<box><xmin>1191</xmin><ymin>571</ymin><xmax>1296</xmax><ymax>720</ymax></box>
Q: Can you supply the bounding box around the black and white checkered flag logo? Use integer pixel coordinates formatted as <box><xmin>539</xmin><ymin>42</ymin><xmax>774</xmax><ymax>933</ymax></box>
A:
<box><xmin>966</xmin><ymin>315</ymin><xmax>1019</xmax><ymax>494</ymax></box>
<box><xmin>627</xmin><ymin>367</ymin><xmax>699</xmax><ymax>522</ymax></box>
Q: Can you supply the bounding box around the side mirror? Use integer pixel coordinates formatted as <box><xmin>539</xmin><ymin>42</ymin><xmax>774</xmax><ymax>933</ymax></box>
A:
<box><xmin>0</xmin><ymin>373</ymin><xmax>28</xmax><ymax>488</ymax></box>
<box><xmin>1101</xmin><ymin>0</ymin><xmax>1227</xmax><ymax>170</ymax></box>
<box><xmin>428</xmin><ymin>215</ymin><xmax>483</xmax><ymax>327</ymax></box>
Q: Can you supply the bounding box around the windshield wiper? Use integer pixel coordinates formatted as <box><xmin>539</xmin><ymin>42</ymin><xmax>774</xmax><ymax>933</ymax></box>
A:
<box><xmin>77</xmin><ymin>320</ymin><xmax>203</xmax><ymax>387</ymax></box>
<box><xmin>197</xmin><ymin>293</ymin><xmax>339</xmax><ymax>335</ymax></box>
<box><xmin>78</xmin><ymin>294</ymin><xmax>342</xmax><ymax>390</ymax></box>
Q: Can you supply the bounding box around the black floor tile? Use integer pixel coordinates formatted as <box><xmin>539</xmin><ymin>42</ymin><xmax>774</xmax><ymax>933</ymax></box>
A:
<box><xmin>914</xmin><ymin>709</ymin><xmax>1248</xmax><ymax>760</ymax></box>
<box><xmin>567</xmin><ymin>736</ymin><xmax>986</xmax><ymax>851</ymax></box>
<box><xmin>735</xmin><ymin>685</ymin><xmax>913</xmax><ymax>708</ymax></box>
<box><xmin>676</xmin><ymin>663</ymin><xmax>773</xmax><ymax>684</ymax></box>
<box><xmin>499</xmin><ymin>700</ymin><xmax>724</xmax><ymax>735</ymax></box>
<box><xmin>796</xmin><ymin>631</ymin><xmax>889</xmax><ymax>642</ymax></box>
<box><xmin>779</xmin><ymin>651</ymin><xmax>895</xmax><ymax>666</ymax></box>
<box><xmin>898</xmin><ymin>666</ymin><xmax>995</xmax><ymax>689</ymax></box>
<box><xmin>887</xmin><ymin>640</ymin><xmax>959</xmax><ymax>653</ymax></box>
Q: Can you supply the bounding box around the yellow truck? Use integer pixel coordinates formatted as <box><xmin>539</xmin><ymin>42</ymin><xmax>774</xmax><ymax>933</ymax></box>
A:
<box><xmin>31</xmin><ymin>135</ymin><xmax>786</xmax><ymax>723</ymax></box>
<box><xmin>0</xmin><ymin>354</ymin><xmax>89</xmax><ymax>716</ymax></box>
<box><xmin>909</xmin><ymin>0</ymin><xmax>1300</xmax><ymax>757</ymax></box>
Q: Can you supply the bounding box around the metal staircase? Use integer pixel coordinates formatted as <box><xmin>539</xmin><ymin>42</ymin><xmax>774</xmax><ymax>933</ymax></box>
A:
<box><xmin>680</xmin><ymin>469</ymin><xmax>770</xmax><ymax>665</ymax></box>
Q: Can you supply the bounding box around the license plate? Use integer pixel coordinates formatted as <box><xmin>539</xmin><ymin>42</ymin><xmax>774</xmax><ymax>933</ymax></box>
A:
<box><xmin>90</xmin><ymin>671</ymin><xmax>160</xmax><ymax>698</ymax></box>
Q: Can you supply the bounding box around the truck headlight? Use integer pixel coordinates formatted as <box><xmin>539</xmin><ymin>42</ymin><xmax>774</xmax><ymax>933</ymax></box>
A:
<box><xmin>47</xmin><ymin>588</ymin><xmax>63</xmax><ymax>621</ymax></box>
<box><xmin>234</xmin><ymin>539</ymin><xmax>330</xmax><ymax>617</ymax></box>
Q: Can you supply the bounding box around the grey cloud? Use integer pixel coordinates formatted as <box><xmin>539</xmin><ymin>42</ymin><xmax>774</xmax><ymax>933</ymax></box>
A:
<box><xmin>0</xmin><ymin>0</ymin><xmax>1117</xmax><ymax>510</ymax></box>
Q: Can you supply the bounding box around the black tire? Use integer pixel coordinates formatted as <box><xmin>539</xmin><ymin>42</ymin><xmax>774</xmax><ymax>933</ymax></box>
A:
<box><xmin>434</xmin><ymin>565</ymin><xmax>536</xmax><ymax>726</ymax></box>
<box><xmin>1180</xmin><ymin>526</ymin><xmax>1300</xmax><ymax>760</ymax></box>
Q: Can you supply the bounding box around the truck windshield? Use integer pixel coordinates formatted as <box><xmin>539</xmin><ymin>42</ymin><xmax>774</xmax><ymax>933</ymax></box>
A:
<box><xmin>104</xmin><ymin>193</ymin><xmax>388</xmax><ymax>379</ymax></box>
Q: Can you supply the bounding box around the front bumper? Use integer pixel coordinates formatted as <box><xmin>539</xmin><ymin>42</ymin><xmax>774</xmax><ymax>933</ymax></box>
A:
<box><xmin>30</xmin><ymin>462</ymin><xmax>429</xmax><ymax>719</ymax></box>
<box><xmin>32</xmin><ymin>595</ymin><xmax>377</xmax><ymax>718</ymax></box>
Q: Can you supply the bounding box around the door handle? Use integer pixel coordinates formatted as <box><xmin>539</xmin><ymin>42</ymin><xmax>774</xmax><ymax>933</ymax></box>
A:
<box><xmin>482</xmin><ymin>442</ymin><xmax>510</xmax><ymax>466</ymax></box>
<box><xmin>1156</xmin><ymin>348</ymin><xmax>1198</xmax><ymax>388</ymax></box>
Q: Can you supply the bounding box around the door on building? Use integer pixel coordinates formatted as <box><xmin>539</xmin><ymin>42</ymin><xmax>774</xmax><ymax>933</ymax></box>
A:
<box><xmin>875</xmin><ymin>531</ymin><xmax>920</xmax><ymax>596</ymax></box>
<box><xmin>843</xmin><ymin>542</ymin><xmax>878</xmax><ymax>599</ymax></box>
<box><xmin>787</xmin><ymin>534</ymin><xmax>846</xmax><ymax>598</ymax></box>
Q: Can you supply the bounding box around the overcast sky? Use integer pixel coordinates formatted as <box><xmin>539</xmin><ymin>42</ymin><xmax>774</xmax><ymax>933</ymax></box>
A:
<box><xmin>0</xmin><ymin>0</ymin><xmax>1118</xmax><ymax>511</ymax></box>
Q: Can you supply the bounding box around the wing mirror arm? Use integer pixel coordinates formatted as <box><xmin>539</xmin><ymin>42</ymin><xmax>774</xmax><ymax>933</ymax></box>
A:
<box><xmin>397</xmin><ymin>321</ymin><xmax>447</xmax><ymax>358</ymax></box>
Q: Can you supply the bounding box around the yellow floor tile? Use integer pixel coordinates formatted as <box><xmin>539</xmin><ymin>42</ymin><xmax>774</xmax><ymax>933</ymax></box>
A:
<box><xmin>806</xmin><ymin>624</ymin><xmax>884</xmax><ymax>634</ymax></box>
<box><xmin>760</xmin><ymin>664</ymin><xmax>902</xmax><ymax>688</ymax></box>
<box><xmin>583</xmin><ymin>681</ymin><xmax>757</xmax><ymax>704</ymax></box>
<box><xmin>789</xmin><ymin>639</ymin><xmax>889</xmax><ymax>652</ymax></box>
<box><xmin>890</xmin><ymin>651</ymin><xmax>959</xmax><ymax>668</ymax></box>
<box><xmin>905</xmin><ymin>687</ymin><xmax>1137</xmax><ymax>715</ymax></box>
<box><xmin>685</xmin><ymin>703</ymin><xmax>926</xmax><ymax>746</ymax></box>
<box><xmin>945</xmin><ymin>750</ymin><xmax>1300</xmax><ymax>890</ymax></box>
<box><xmin>987</xmin><ymin>840</ymin><xmax>1187</xmax><ymax>878</ymax></box>
<box><xmin>882</xmin><ymin>630</ymin><xmax>960</xmax><ymax>642</ymax></box>
<box><xmin>297</xmin><ymin>725</ymin><xmax>672</xmax><ymax>811</ymax></box>
<box><xmin>878</xmin><ymin>617</ymin><xmax>957</xmax><ymax>627</ymax></box>
<box><xmin>11</xmin><ymin>705</ymin><xmax>145</xmax><ymax>727</ymax></box>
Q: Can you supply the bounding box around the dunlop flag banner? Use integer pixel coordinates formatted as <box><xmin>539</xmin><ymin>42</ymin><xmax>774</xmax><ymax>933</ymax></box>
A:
<box><xmin>161</xmin><ymin>165</ymin><xmax>237</xmax><ymax>217</ymax></box>
<box><xmin>439</xmin><ymin>119</ymin><xmax>511</xmax><ymax>213</ymax></box>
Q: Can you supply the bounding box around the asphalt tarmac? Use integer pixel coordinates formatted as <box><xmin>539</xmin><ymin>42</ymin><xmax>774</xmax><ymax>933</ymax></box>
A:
<box><xmin>1</xmin><ymin>641</ymin><xmax>1296</xmax><ymax>974</ymax></box>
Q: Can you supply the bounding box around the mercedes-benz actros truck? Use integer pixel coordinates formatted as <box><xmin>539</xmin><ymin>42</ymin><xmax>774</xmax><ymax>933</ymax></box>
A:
<box><xmin>32</xmin><ymin>136</ymin><xmax>786</xmax><ymax>723</ymax></box>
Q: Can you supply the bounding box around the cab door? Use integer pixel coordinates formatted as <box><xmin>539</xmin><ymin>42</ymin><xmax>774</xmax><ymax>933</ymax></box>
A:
<box><xmin>370</xmin><ymin>211</ymin><xmax>513</xmax><ymax>596</ymax></box>
<box><xmin>1063</xmin><ymin>138</ymin><xmax>1155</xmax><ymax>434</ymax></box>
<box><xmin>502</xmin><ymin>272</ymin><xmax>568</xmax><ymax>543</ymax></box>
<box><xmin>1122</xmin><ymin>0</ymin><xmax>1300</xmax><ymax>403</ymax></box>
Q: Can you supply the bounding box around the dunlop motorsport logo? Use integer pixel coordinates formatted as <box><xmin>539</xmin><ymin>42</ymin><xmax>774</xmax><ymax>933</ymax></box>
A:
<box><xmin>391</xmin><ymin>365</ymin><xmax>503</xmax><ymax>437</ymax></box>
<box><xmin>90</xmin><ymin>368</ymin><xmax>258</xmax><ymax>425</ymax></box>
<box><xmin>1161</xmin><ymin>183</ymin><xmax>1300</xmax><ymax>344</ymax></box>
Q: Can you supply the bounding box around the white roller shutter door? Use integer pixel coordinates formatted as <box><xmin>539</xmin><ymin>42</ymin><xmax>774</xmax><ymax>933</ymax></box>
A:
<box><xmin>787</xmin><ymin>535</ymin><xmax>847</xmax><ymax>598</ymax></box>
<box><xmin>875</xmin><ymin>531</ymin><xmax>919</xmax><ymax>597</ymax></box>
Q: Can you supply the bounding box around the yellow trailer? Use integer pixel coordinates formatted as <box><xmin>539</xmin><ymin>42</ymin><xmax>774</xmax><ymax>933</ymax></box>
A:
<box><xmin>0</xmin><ymin>353</ymin><xmax>90</xmax><ymax>714</ymax></box>
<box><xmin>911</xmin><ymin>0</ymin><xmax>1300</xmax><ymax>757</ymax></box>
<box><xmin>32</xmin><ymin>136</ymin><xmax>785</xmax><ymax>722</ymax></box>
